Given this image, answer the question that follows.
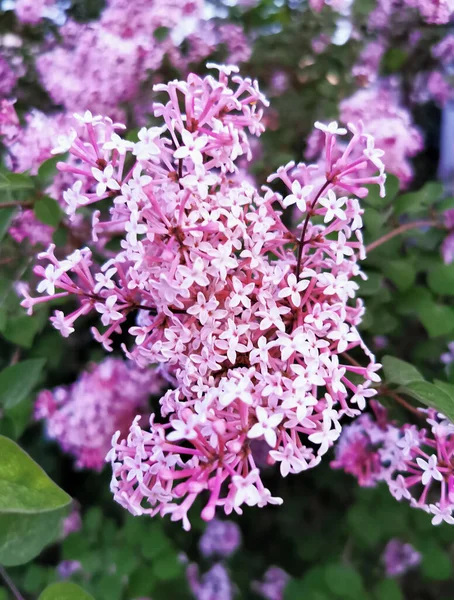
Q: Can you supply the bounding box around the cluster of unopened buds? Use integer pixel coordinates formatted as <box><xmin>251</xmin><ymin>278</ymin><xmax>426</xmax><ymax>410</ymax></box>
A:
<box><xmin>332</xmin><ymin>401</ymin><xmax>454</xmax><ymax>526</ymax></box>
<box><xmin>24</xmin><ymin>63</ymin><xmax>388</xmax><ymax>530</ymax></box>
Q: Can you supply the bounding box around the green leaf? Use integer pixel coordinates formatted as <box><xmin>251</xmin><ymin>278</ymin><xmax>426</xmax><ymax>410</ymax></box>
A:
<box><xmin>401</xmin><ymin>381</ymin><xmax>454</xmax><ymax>423</ymax></box>
<box><xmin>34</xmin><ymin>196</ymin><xmax>62</xmax><ymax>227</ymax></box>
<box><xmin>394</xmin><ymin>286</ymin><xmax>433</xmax><ymax>316</ymax></box>
<box><xmin>0</xmin><ymin>436</ymin><xmax>71</xmax><ymax>566</ymax></box>
<box><xmin>324</xmin><ymin>564</ymin><xmax>365</xmax><ymax>599</ymax></box>
<box><xmin>394</xmin><ymin>182</ymin><xmax>443</xmax><ymax>216</ymax></box>
<box><xmin>284</xmin><ymin>579</ymin><xmax>329</xmax><ymax>600</ymax></box>
<box><xmin>365</xmin><ymin>174</ymin><xmax>399</xmax><ymax>207</ymax></box>
<box><xmin>358</xmin><ymin>271</ymin><xmax>383</xmax><ymax>296</ymax></box>
<box><xmin>0</xmin><ymin>359</ymin><xmax>46</xmax><ymax>409</ymax></box>
<box><xmin>151</xmin><ymin>552</ymin><xmax>183</xmax><ymax>581</ymax></box>
<box><xmin>373</xmin><ymin>579</ymin><xmax>403</xmax><ymax>600</ymax></box>
<box><xmin>381</xmin><ymin>259</ymin><xmax>416</xmax><ymax>291</ymax></box>
<box><xmin>0</xmin><ymin>171</ymin><xmax>35</xmax><ymax>192</ymax></box>
<box><xmin>37</xmin><ymin>156</ymin><xmax>62</xmax><ymax>186</ymax></box>
<box><xmin>421</xmin><ymin>542</ymin><xmax>453</xmax><ymax>580</ymax></box>
<box><xmin>39</xmin><ymin>582</ymin><xmax>94</xmax><ymax>600</ymax></box>
<box><xmin>382</xmin><ymin>356</ymin><xmax>424</xmax><ymax>386</ymax></box>
<box><xmin>383</xmin><ymin>48</ymin><xmax>407</xmax><ymax>72</ymax></box>
<box><xmin>2</xmin><ymin>312</ymin><xmax>48</xmax><ymax>348</ymax></box>
<box><xmin>0</xmin><ymin>206</ymin><xmax>16</xmax><ymax>242</ymax></box>
<box><xmin>428</xmin><ymin>263</ymin><xmax>454</xmax><ymax>296</ymax></box>
<box><xmin>418</xmin><ymin>303</ymin><xmax>454</xmax><ymax>338</ymax></box>
<box><xmin>154</xmin><ymin>26</ymin><xmax>170</xmax><ymax>41</ymax></box>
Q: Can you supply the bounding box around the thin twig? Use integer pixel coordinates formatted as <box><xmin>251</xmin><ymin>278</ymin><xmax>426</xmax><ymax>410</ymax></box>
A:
<box><xmin>0</xmin><ymin>201</ymin><xmax>34</xmax><ymax>209</ymax></box>
<box><xmin>382</xmin><ymin>389</ymin><xmax>423</xmax><ymax>418</ymax></box>
<box><xmin>365</xmin><ymin>220</ymin><xmax>440</xmax><ymax>254</ymax></box>
<box><xmin>0</xmin><ymin>565</ymin><xmax>25</xmax><ymax>600</ymax></box>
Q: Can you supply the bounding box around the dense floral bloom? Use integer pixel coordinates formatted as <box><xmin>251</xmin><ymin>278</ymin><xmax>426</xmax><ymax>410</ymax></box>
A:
<box><xmin>24</xmin><ymin>65</ymin><xmax>384</xmax><ymax>529</ymax></box>
<box><xmin>35</xmin><ymin>358</ymin><xmax>164</xmax><ymax>470</ymax></box>
<box><xmin>333</xmin><ymin>405</ymin><xmax>454</xmax><ymax>525</ymax></box>
<box><xmin>382</xmin><ymin>539</ymin><xmax>421</xmax><ymax>577</ymax></box>
<box><xmin>14</xmin><ymin>0</ymin><xmax>58</xmax><ymax>24</ymax></box>
<box><xmin>251</xmin><ymin>566</ymin><xmax>290</xmax><ymax>600</ymax></box>
<box><xmin>339</xmin><ymin>84</ymin><xmax>423</xmax><ymax>187</ymax></box>
<box><xmin>199</xmin><ymin>519</ymin><xmax>241</xmax><ymax>558</ymax></box>
<box><xmin>36</xmin><ymin>0</ymin><xmax>203</xmax><ymax>119</ymax></box>
<box><xmin>369</xmin><ymin>0</ymin><xmax>454</xmax><ymax>27</ymax></box>
<box><xmin>5</xmin><ymin>110</ymin><xmax>74</xmax><ymax>175</ymax></box>
<box><xmin>331</xmin><ymin>401</ymin><xmax>397</xmax><ymax>487</ymax></box>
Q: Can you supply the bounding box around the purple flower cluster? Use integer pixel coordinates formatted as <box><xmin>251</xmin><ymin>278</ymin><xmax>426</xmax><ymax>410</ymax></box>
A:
<box><xmin>332</xmin><ymin>404</ymin><xmax>454</xmax><ymax>525</ymax></box>
<box><xmin>35</xmin><ymin>358</ymin><xmax>165</xmax><ymax>470</ymax></box>
<box><xmin>382</xmin><ymin>539</ymin><xmax>421</xmax><ymax>577</ymax></box>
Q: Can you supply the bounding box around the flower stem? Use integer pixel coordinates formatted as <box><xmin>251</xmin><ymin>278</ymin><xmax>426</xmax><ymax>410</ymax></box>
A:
<box><xmin>381</xmin><ymin>388</ymin><xmax>423</xmax><ymax>418</ymax></box>
<box><xmin>296</xmin><ymin>180</ymin><xmax>331</xmax><ymax>278</ymax></box>
<box><xmin>365</xmin><ymin>220</ymin><xmax>439</xmax><ymax>254</ymax></box>
<box><xmin>0</xmin><ymin>565</ymin><xmax>25</xmax><ymax>600</ymax></box>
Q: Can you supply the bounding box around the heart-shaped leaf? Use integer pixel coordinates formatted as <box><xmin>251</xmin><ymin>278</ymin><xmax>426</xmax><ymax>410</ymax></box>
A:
<box><xmin>0</xmin><ymin>436</ymin><xmax>71</xmax><ymax>565</ymax></box>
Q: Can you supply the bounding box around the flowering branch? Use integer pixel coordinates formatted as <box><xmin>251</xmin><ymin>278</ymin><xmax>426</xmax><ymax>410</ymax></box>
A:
<box><xmin>365</xmin><ymin>220</ymin><xmax>440</xmax><ymax>253</ymax></box>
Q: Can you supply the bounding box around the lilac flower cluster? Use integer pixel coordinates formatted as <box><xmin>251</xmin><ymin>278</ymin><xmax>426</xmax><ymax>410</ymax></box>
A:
<box><xmin>339</xmin><ymin>85</ymin><xmax>423</xmax><ymax>187</ymax></box>
<box><xmin>382</xmin><ymin>539</ymin><xmax>421</xmax><ymax>577</ymax></box>
<box><xmin>332</xmin><ymin>404</ymin><xmax>454</xmax><ymax>525</ymax></box>
<box><xmin>35</xmin><ymin>358</ymin><xmax>164</xmax><ymax>470</ymax></box>
<box><xmin>35</xmin><ymin>0</ymin><xmax>203</xmax><ymax>120</ymax></box>
<box><xmin>24</xmin><ymin>65</ymin><xmax>385</xmax><ymax>529</ymax></box>
<box><xmin>199</xmin><ymin>519</ymin><xmax>241</xmax><ymax>559</ymax></box>
<box><xmin>369</xmin><ymin>0</ymin><xmax>454</xmax><ymax>26</ymax></box>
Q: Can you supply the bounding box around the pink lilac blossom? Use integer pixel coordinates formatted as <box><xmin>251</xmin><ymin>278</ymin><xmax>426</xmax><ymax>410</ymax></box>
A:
<box><xmin>251</xmin><ymin>566</ymin><xmax>290</xmax><ymax>600</ymax></box>
<box><xmin>333</xmin><ymin>405</ymin><xmax>454</xmax><ymax>525</ymax></box>
<box><xmin>441</xmin><ymin>209</ymin><xmax>454</xmax><ymax>264</ymax></box>
<box><xmin>0</xmin><ymin>99</ymin><xmax>20</xmax><ymax>140</ymax></box>
<box><xmin>61</xmin><ymin>506</ymin><xmax>82</xmax><ymax>538</ymax></box>
<box><xmin>427</xmin><ymin>70</ymin><xmax>452</xmax><ymax>106</ymax></box>
<box><xmin>331</xmin><ymin>400</ymin><xmax>398</xmax><ymax>487</ymax></box>
<box><xmin>352</xmin><ymin>41</ymin><xmax>386</xmax><ymax>86</ymax></box>
<box><xmin>36</xmin><ymin>0</ymin><xmax>203</xmax><ymax>119</ymax></box>
<box><xmin>369</xmin><ymin>0</ymin><xmax>454</xmax><ymax>27</ymax></box>
<box><xmin>406</xmin><ymin>0</ymin><xmax>454</xmax><ymax>23</ymax></box>
<box><xmin>199</xmin><ymin>519</ymin><xmax>241</xmax><ymax>558</ymax></box>
<box><xmin>169</xmin><ymin>20</ymin><xmax>251</xmax><ymax>72</ymax></box>
<box><xmin>9</xmin><ymin>209</ymin><xmax>54</xmax><ymax>247</ymax></box>
<box><xmin>35</xmin><ymin>358</ymin><xmax>165</xmax><ymax>470</ymax></box>
<box><xmin>5</xmin><ymin>110</ymin><xmax>74</xmax><ymax>175</ymax></box>
<box><xmin>432</xmin><ymin>34</ymin><xmax>454</xmax><ymax>63</ymax></box>
<box><xmin>23</xmin><ymin>65</ymin><xmax>385</xmax><ymax>529</ymax></box>
<box><xmin>382</xmin><ymin>539</ymin><xmax>422</xmax><ymax>577</ymax></box>
<box><xmin>14</xmin><ymin>0</ymin><xmax>57</xmax><ymax>24</ymax></box>
<box><xmin>0</xmin><ymin>55</ymin><xmax>18</xmax><ymax>96</ymax></box>
<box><xmin>339</xmin><ymin>84</ymin><xmax>423</xmax><ymax>187</ymax></box>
